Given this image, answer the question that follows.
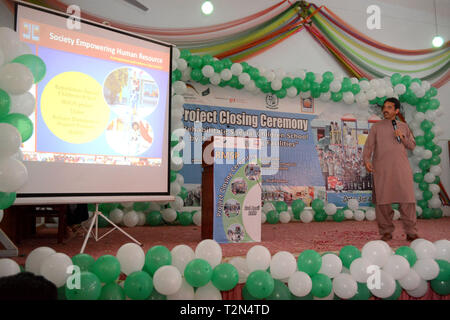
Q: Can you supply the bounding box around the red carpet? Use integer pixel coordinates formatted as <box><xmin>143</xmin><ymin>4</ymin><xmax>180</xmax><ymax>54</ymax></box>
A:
<box><xmin>8</xmin><ymin>217</ymin><xmax>450</xmax><ymax>265</ymax></box>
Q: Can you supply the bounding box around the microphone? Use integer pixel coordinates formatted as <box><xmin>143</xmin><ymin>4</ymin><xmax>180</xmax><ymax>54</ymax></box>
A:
<box><xmin>391</xmin><ymin>120</ymin><xmax>401</xmax><ymax>143</ymax></box>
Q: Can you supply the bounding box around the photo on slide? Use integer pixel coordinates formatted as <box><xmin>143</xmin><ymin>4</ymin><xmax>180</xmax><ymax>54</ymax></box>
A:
<box><xmin>103</xmin><ymin>66</ymin><xmax>160</xmax><ymax>119</ymax></box>
<box><xmin>105</xmin><ymin>118</ymin><xmax>154</xmax><ymax>156</ymax></box>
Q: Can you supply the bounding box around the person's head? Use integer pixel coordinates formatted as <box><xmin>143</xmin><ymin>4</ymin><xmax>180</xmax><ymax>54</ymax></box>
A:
<box><xmin>132</xmin><ymin>122</ymin><xmax>139</xmax><ymax>130</ymax></box>
<box><xmin>0</xmin><ymin>272</ymin><xmax>57</xmax><ymax>300</ymax></box>
<box><xmin>382</xmin><ymin>97</ymin><xmax>400</xmax><ymax>120</ymax></box>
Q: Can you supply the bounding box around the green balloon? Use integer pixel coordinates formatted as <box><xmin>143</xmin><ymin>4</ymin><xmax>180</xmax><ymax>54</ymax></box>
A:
<box><xmin>311</xmin><ymin>273</ymin><xmax>332</xmax><ymax>298</ymax></box>
<box><xmin>424</xmin><ymin>131</ymin><xmax>435</xmax><ymax>142</ymax></box>
<box><xmin>291</xmin><ymin>199</ymin><xmax>306</xmax><ymax>218</ymax></box>
<box><xmin>274</xmin><ymin>201</ymin><xmax>288</xmax><ymax>213</ymax></box>
<box><xmin>189</xmin><ymin>55</ymin><xmax>203</xmax><ymax>69</ymax></box>
<box><xmin>178</xmin><ymin>211</ymin><xmax>193</xmax><ymax>226</ymax></box>
<box><xmin>212</xmin><ymin>263</ymin><xmax>239</xmax><ymax>291</ymax></box>
<box><xmin>201</xmin><ymin>55</ymin><xmax>214</xmax><ymax>66</ymax></box>
<box><xmin>339</xmin><ymin>245</ymin><xmax>361</xmax><ymax>269</ymax></box>
<box><xmin>430</xmin><ymin>279</ymin><xmax>450</xmax><ymax>295</ymax></box>
<box><xmin>351</xmin><ymin>84</ymin><xmax>361</xmax><ymax>95</ymax></box>
<box><xmin>91</xmin><ymin>255</ymin><xmax>121</xmax><ymax>283</ymax></box>
<box><xmin>266</xmin><ymin>279</ymin><xmax>291</xmax><ymax>300</ymax></box>
<box><xmin>172</xmin><ymin>69</ymin><xmax>181</xmax><ymax>82</ymax></box>
<box><xmin>300</xmin><ymin>80</ymin><xmax>310</xmax><ymax>92</ymax></box>
<box><xmin>124</xmin><ymin>271</ymin><xmax>153</xmax><ymax>300</ymax></box>
<box><xmin>432</xmin><ymin>145</ymin><xmax>442</xmax><ymax>156</ymax></box>
<box><xmin>65</xmin><ymin>272</ymin><xmax>102</xmax><ymax>300</ymax></box>
<box><xmin>429</xmin><ymin>99</ymin><xmax>440</xmax><ymax>110</ymax></box>
<box><xmin>331</xmin><ymin>91</ymin><xmax>343</xmax><ymax>102</ymax></box>
<box><xmin>275</xmin><ymin>88</ymin><xmax>287</xmax><ymax>99</ymax></box>
<box><xmin>184</xmin><ymin>259</ymin><xmax>213</xmax><ymax>287</ymax></box>
<box><xmin>0</xmin><ymin>113</ymin><xmax>33</xmax><ymax>142</ymax></box>
<box><xmin>190</xmin><ymin>69</ymin><xmax>203</xmax><ymax>81</ymax></box>
<box><xmin>12</xmin><ymin>54</ymin><xmax>46</xmax><ymax>83</ymax></box>
<box><xmin>311</xmin><ymin>199</ymin><xmax>324</xmax><ymax>212</ymax></box>
<box><xmin>293</xmin><ymin>77</ymin><xmax>303</xmax><ymax>90</ymax></box>
<box><xmin>297</xmin><ymin>250</ymin><xmax>322</xmax><ymax>275</ymax></box>
<box><xmin>282</xmin><ymin>77</ymin><xmax>293</xmax><ymax>89</ymax></box>
<box><xmin>350</xmin><ymin>282</ymin><xmax>372</xmax><ymax>300</ymax></box>
<box><xmin>413</xmin><ymin>173</ymin><xmax>424</xmax><ymax>183</ymax></box>
<box><xmin>415</xmin><ymin>136</ymin><xmax>425</xmax><ymax>146</ymax></box>
<box><xmin>319</xmin><ymin>82</ymin><xmax>330</xmax><ymax>93</ymax></box>
<box><xmin>146</xmin><ymin>211</ymin><xmax>162</xmax><ymax>226</ymax></box>
<box><xmin>212</xmin><ymin>60</ymin><xmax>224</xmax><ymax>73</ymax></box>
<box><xmin>420</xmin><ymin>120</ymin><xmax>433</xmax><ymax>132</ymax></box>
<box><xmin>98</xmin><ymin>212</ymin><xmax>110</xmax><ymax>228</ymax></box>
<box><xmin>0</xmin><ymin>89</ymin><xmax>11</xmax><ymax>118</ymax></box>
<box><xmin>255</xmin><ymin>76</ymin><xmax>268</xmax><ymax>89</ymax></box>
<box><xmin>432</xmin><ymin>208</ymin><xmax>443</xmax><ymax>219</ymax></box>
<box><xmin>170</xmin><ymin>170</ymin><xmax>177</xmax><ymax>182</ymax></box>
<box><xmin>422</xmin><ymin>190</ymin><xmax>433</xmax><ymax>201</ymax></box>
<box><xmin>435</xmin><ymin>260</ymin><xmax>450</xmax><ymax>281</ymax></box>
<box><xmin>305</xmin><ymin>72</ymin><xmax>315</xmax><ymax>83</ymax></box>
<box><xmin>430</xmin><ymin>155</ymin><xmax>441</xmax><ymax>166</ymax></box>
<box><xmin>144</xmin><ymin>245</ymin><xmax>172</xmax><ymax>276</ymax></box>
<box><xmin>148</xmin><ymin>287</ymin><xmax>167</xmax><ymax>300</ymax></box>
<box><xmin>422</xmin><ymin>208</ymin><xmax>433</xmax><ymax>219</ymax></box>
<box><xmin>333</xmin><ymin>209</ymin><xmax>345</xmax><ymax>222</ymax></box>
<box><xmin>242</xmin><ymin>284</ymin><xmax>258</xmax><ymax>300</ymax></box>
<box><xmin>180</xmin><ymin>49</ymin><xmax>191</xmax><ymax>60</ymax></box>
<box><xmin>419</xmin><ymin>159</ymin><xmax>431</xmax><ymax>171</ymax></box>
<box><xmin>57</xmin><ymin>285</ymin><xmax>67</xmax><ymax>300</ymax></box>
<box><xmin>178</xmin><ymin>186</ymin><xmax>188</xmax><ymax>200</ymax></box>
<box><xmin>390</xmin><ymin>73</ymin><xmax>402</xmax><ymax>86</ymax></box>
<box><xmin>417</xmin><ymin>199</ymin><xmax>428</xmax><ymax>210</ymax></box>
<box><xmin>0</xmin><ymin>192</ymin><xmax>16</xmax><ymax>210</ymax></box>
<box><xmin>322</xmin><ymin>71</ymin><xmax>334</xmax><ymax>83</ymax></box>
<box><xmin>266</xmin><ymin>210</ymin><xmax>279</xmax><ymax>224</ymax></box>
<box><xmin>99</xmin><ymin>283</ymin><xmax>125</xmax><ymax>300</ymax></box>
<box><xmin>246</xmin><ymin>270</ymin><xmax>274</xmax><ymax>299</ymax></box>
<box><xmin>71</xmin><ymin>253</ymin><xmax>95</xmax><ymax>272</ymax></box>
<box><xmin>134</xmin><ymin>202</ymin><xmax>150</xmax><ymax>212</ymax></box>
<box><xmin>99</xmin><ymin>203</ymin><xmax>119</xmax><ymax>213</ymax></box>
<box><xmin>401</xmin><ymin>75</ymin><xmax>412</xmax><ymax>87</ymax></box>
<box><xmin>314</xmin><ymin>209</ymin><xmax>327</xmax><ymax>222</ymax></box>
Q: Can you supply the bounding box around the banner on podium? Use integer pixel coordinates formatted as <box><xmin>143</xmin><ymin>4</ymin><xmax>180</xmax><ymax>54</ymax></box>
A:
<box><xmin>213</xmin><ymin>136</ymin><xmax>261</xmax><ymax>243</ymax></box>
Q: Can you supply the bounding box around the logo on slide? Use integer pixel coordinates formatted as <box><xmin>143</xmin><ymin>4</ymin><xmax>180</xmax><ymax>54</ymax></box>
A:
<box><xmin>23</xmin><ymin>22</ymin><xmax>40</xmax><ymax>41</ymax></box>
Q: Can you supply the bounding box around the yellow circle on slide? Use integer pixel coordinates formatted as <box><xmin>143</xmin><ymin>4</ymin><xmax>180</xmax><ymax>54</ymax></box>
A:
<box><xmin>41</xmin><ymin>72</ymin><xmax>110</xmax><ymax>144</ymax></box>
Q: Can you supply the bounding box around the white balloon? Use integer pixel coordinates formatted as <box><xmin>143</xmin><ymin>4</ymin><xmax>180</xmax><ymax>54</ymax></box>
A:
<box><xmin>368</xmin><ymin>270</ymin><xmax>396</xmax><ymax>298</ymax></box>
<box><xmin>194</xmin><ymin>282</ymin><xmax>222</xmax><ymax>300</ymax></box>
<box><xmin>422</xmin><ymin>150</ymin><xmax>432</xmax><ymax>159</ymax></box>
<box><xmin>161</xmin><ymin>208</ymin><xmax>177</xmax><ymax>223</ymax></box>
<box><xmin>434</xmin><ymin>239</ymin><xmax>450</xmax><ymax>262</ymax></box>
<box><xmin>192</xmin><ymin>211</ymin><xmax>201</xmax><ymax>226</ymax></box>
<box><xmin>137</xmin><ymin>212</ymin><xmax>146</xmax><ymax>226</ymax></box>
<box><xmin>167</xmin><ymin>278</ymin><xmax>194</xmax><ymax>300</ymax></box>
<box><xmin>376</xmin><ymin>87</ymin><xmax>386</xmax><ymax>98</ymax></box>
<box><xmin>413</xmin><ymin>146</ymin><xmax>425</xmax><ymax>157</ymax></box>
<box><xmin>210</xmin><ymin>73</ymin><xmax>221</xmax><ymax>85</ymax></box>
<box><xmin>347</xmin><ymin>199</ymin><xmax>359</xmax><ymax>210</ymax></box>
<box><xmin>398</xmin><ymin>269</ymin><xmax>421</xmax><ymax>291</ymax></box>
<box><xmin>279</xmin><ymin>211</ymin><xmax>291</xmax><ymax>223</ymax></box>
<box><xmin>344</xmin><ymin>209</ymin><xmax>353</xmax><ymax>219</ymax></box>
<box><xmin>0</xmin><ymin>28</ymin><xmax>22</xmax><ymax>63</ymax></box>
<box><xmin>319</xmin><ymin>253</ymin><xmax>342</xmax><ymax>279</ymax></box>
<box><xmin>354</xmin><ymin>210</ymin><xmax>365</xmax><ymax>221</ymax></box>
<box><xmin>350</xmin><ymin>257</ymin><xmax>373</xmax><ymax>283</ymax></box>
<box><xmin>393</xmin><ymin>209</ymin><xmax>400</xmax><ymax>221</ymax></box>
<box><xmin>0</xmin><ymin>209</ymin><xmax>3</xmax><ymax>223</ymax></box>
<box><xmin>410</xmin><ymin>238</ymin><xmax>427</xmax><ymax>250</ymax></box>
<box><xmin>195</xmin><ymin>239</ymin><xmax>222</xmax><ymax>268</ymax></box>
<box><xmin>153</xmin><ymin>265</ymin><xmax>182</xmax><ymax>296</ymax></box>
<box><xmin>362</xmin><ymin>241</ymin><xmax>390</xmax><ymax>267</ymax></box>
<box><xmin>343</xmin><ymin>92</ymin><xmax>354</xmax><ymax>104</ymax></box>
<box><xmin>414</xmin><ymin>241</ymin><xmax>437</xmax><ymax>260</ymax></box>
<box><xmin>230</xmin><ymin>63</ymin><xmax>243</xmax><ymax>76</ymax></box>
<box><xmin>25</xmin><ymin>247</ymin><xmax>56</xmax><ymax>275</ymax></box>
<box><xmin>429</xmin><ymin>184</ymin><xmax>440</xmax><ymax>195</ymax></box>
<box><xmin>0</xmin><ymin>258</ymin><xmax>21</xmax><ymax>277</ymax></box>
<box><xmin>383</xmin><ymin>255</ymin><xmax>410</xmax><ymax>280</ymax></box>
<box><xmin>246</xmin><ymin>245</ymin><xmax>271</xmax><ymax>272</ymax></box>
<box><xmin>287</xmin><ymin>86</ymin><xmax>297</xmax><ymax>98</ymax></box>
<box><xmin>40</xmin><ymin>253</ymin><xmax>72</xmax><ymax>287</ymax></box>
<box><xmin>394</xmin><ymin>84</ymin><xmax>406</xmax><ymax>95</ymax></box>
<box><xmin>170</xmin><ymin>196</ymin><xmax>184</xmax><ymax>211</ymax></box>
<box><xmin>171</xmin><ymin>244</ymin><xmax>195</xmax><ymax>274</ymax></box>
<box><xmin>320</xmin><ymin>92</ymin><xmax>331</xmax><ymax>101</ymax></box>
<box><xmin>330</xmin><ymin>80</ymin><xmax>341</xmax><ymax>92</ymax></box>
<box><xmin>219</xmin><ymin>69</ymin><xmax>232</xmax><ymax>81</ymax></box>
<box><xmin>300</xmin><ymin>209</ymin><xmax>313</xmax><ymax>223</ymax></box>
<box><xmin>0</xmin><ymin>63</ymin><xmax>34</xmax><ymax>95</ymax></box>
<box><xmin>359</xmin><ymin>80</ymin><xmax>370</xmax><ymax>91</ymax></box>
<box><xmin>261</xmin><ymin>212</ymin><xmax>266</xmax><ymax>224</ymax></box>
<box><xmin>201</xmin><ymin>65</ymin><xmax>214</xmax><ymax>78</ymax></box>
<box><xmin>172</xmin><ymin>47</ymin><xmax>180</xmax><ymax>59</ymax></box>
<box><xmin>405</xmin><ymin>277</ymin><xmax>428</xmax><ymax>298</ymax></box>
<box><xmin>109</xmin><ymin>208</ymin><xmax>124</xmax><ymax>224</ymax></box>
<box><xmin>170</xmin><ymin>182</ymin><xmax>181</xmax><ymax>195</ymax></box>
<box><xmin>173</xmin><ymin>81</ymin><xmax>187</xmax><ymax>95</ymax></box>
<box><xmin>123</xmin><ymin>210</ymin><xmax>139</xmax><ymax>227</ymax></box>
<box><xmin>412</xmin><ymin>258</ymin><xmax>439</xmax><ymax>280</ymax></box>
<box><xmin>9</xmin><ymin>92</ymin><xmax>36</xmax><ymax>117</ymax></box>
<box><xmin>333</xmin><ymin>273</ymin><xmax>357</xmax><ymax>299</ymax></box>
<box><xmin>288</xmin><ymin>271</ymin><xmax>312</xmax><ymax>297</ymax></box>
<box><xmin>0</xmin><ymin>123</ymin><xmax>22</xmax><ymax>158</ymax></box>
<box><xmin>0</xmin><ymin>158</ymin><xmax>28</xmax><ymax>192</ymax></box>
<box><xmin>116</xmin><ymin>243</ymin><xmax>145</xmax><ymax>275</ymax></box>
<box><xmin>324</xmin><ymin>203</ymin><xmax>337</xmax><ymax>215</ymax></box>
<box><xmin>238</xmin><ymin>73</ymin><xmax>251</xmax><ymax>85</ymax></box>
<box><xmin>270</xmin><ymin>79</ymin><xmax>282</xmax><ymax>91</ymax></box>
<box><xmin>365</xmin><ymin>208</ymin><xmax>376</xmax><ymax>221</ymax></box>
<box><xmin>428</xmin><ymin>196</ymin><xmax>442</xmax><ymax>209</ymax></box>
<box><xmin>262</xmin><ymin>202</ymin><xmax>275</xmax><ymax>213</ymax></box>
<box><xmin>366</xmin><ymin>89</ymin><xmax>376</xmax><ymax>100</ymax></box>
<box><xmin>270</xmin><ymin>251</ymin><xmax>296</xmax><ymax>280</ymax></box>
<box><xmin>430</xmin><ymin>165</ymin><xmax>442</xmax><ymax>176</ymax></box>
<box><xmin>225</xmin><ymin>257</ymin><xmax>249</xmax><ymax>285</ymax></box>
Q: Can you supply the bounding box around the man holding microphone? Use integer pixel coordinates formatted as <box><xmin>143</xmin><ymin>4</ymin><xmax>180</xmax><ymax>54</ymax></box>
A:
<box><xmin>363</xmin><ymin>97</ymin><xmax>419</xmax><ymax>241</ymax></box>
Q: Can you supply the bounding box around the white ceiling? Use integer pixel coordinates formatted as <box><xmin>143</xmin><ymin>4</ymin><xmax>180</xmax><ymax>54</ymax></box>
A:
<box><xmin>59</xmin><ymin>0</ymin><xmax>450</xmax><ymax>29</ymax></box>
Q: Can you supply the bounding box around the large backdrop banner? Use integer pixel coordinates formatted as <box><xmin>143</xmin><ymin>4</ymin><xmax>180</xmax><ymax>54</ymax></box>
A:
<box><xmin>179</xmin><ymin>82</ymin><xmax>380</xmax><ymax>209</ymax></box>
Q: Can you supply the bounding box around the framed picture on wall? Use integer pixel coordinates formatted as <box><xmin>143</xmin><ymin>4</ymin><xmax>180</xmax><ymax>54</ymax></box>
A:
<box><xmin>301</xmin><ymin>97</ymin><xmax>314</xmax><ymax>113</ymax></box>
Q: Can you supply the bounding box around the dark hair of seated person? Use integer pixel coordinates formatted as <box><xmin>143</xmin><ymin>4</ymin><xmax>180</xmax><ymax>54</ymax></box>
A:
<box><xmin>0</xmin><ymin>272</ymin><xmax>57</xmax><ymax>300</ymax></box>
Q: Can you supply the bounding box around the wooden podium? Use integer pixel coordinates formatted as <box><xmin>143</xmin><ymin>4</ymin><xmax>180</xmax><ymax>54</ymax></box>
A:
<box><xmin>201</xmin><ymin>136</ymin><xmax>215</xmax><ymax>239</ymax></box>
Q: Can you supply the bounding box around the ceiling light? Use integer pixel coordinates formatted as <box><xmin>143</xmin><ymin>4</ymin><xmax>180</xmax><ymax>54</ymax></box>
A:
<box><xmin>201</xmin><ymin>1</ymin><xmax>214</xmax><ymax>15</ymax></box>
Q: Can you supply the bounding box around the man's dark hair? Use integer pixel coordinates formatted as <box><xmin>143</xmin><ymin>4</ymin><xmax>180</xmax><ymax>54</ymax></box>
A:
<box><xmin>0</xmin><ymin>272</ymin><xmax>57</xmax><ymax>300</ymax></box>
<box><xmin>383</xmin><ymin>97</ymin><xmax>401</xmax><ymax>109</ymax></box>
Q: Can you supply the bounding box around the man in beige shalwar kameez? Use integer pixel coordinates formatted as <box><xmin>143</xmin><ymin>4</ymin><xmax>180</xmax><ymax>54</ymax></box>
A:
<box><xmin>363</xmin><ymin>98</ymin><xmax>419</xmax><ymax>241</ymax></box>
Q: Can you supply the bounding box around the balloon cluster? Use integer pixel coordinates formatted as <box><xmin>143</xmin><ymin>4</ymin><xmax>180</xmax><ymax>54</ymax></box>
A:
<box><xmin>87</xmin><ymin>202</ymin><xmax>201</xmax><ymax>228</ymax></box>
<box><xmin>1</xmin><ymin>238</ymin><xmax>448</xmax><ymax>299</ymax></box>
<box><xmin>170</xmin><ymin>49</ymin><xmax>444</xmax><ymax>217</ymax></box>
<box><xmin>0</xmin><ymin>28</ymin><xmax>46</xmax><ymax>213</ymax></box>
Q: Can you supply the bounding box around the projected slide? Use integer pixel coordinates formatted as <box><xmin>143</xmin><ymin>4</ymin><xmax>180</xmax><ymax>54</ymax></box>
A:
<box><xmin>18</xmin><ymin>7</ymin><xmax>170</xmax><ymax>167</ymax></box>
